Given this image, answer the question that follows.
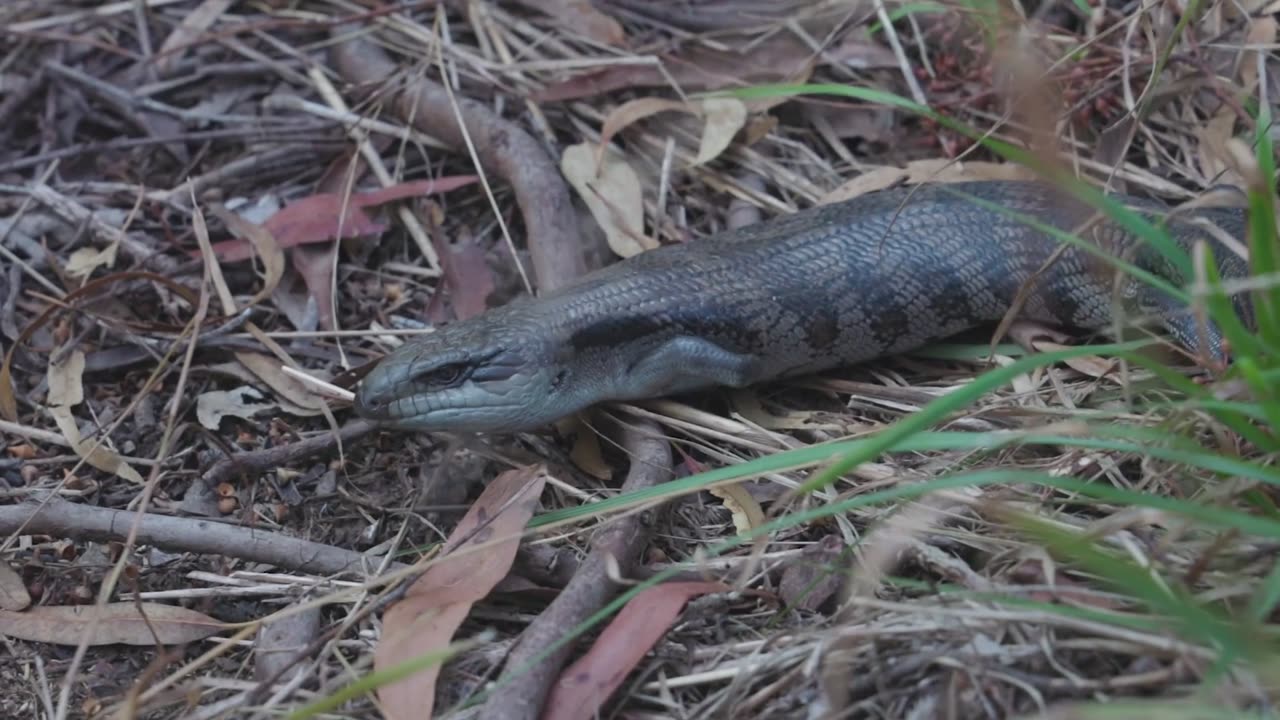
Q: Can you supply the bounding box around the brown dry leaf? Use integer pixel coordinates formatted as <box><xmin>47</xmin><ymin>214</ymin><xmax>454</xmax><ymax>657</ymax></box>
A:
<box><xmin>376</xmin><ymin>465</ymin><xmax>549</xmax><ymax>720</ymax></box>
<box><xmin>289</xmin><ymin>244</ymin><xmax>339</xmax><ymax>331</ymax></box>
<box><xmin>561</xmin><ymin>415</ymin><xmax>612</xmax><ymax>480</ymax></box>
<box><xmin>0</xmin><ymin>602</ymin><xmax>224</xmax><ymax>646</ymax></box>
<box><xmin>234</xmin><ymin>351</ymin><xmax>326</xmax><ymax>415</ymax></box>
<box><xmin>211</xmin><ymin>204</ymin><xmax>285</xmax><ymax>307</ymax></box>
<box><xmin>0</xmin><ymin>563</ymin><xmax>31</xmax><ymax>611</ymax></box>
<box><xmin>561</xmin><ymin>143</ymin><xmax>653</xmax><ymax>258</ymax></box>
<box><xmin>599</xmin><ymin>97</ymin><xmax>689</xmax><ymax>151</ymax></box>
<box><xmin>223</xmin><ymin>194</ymin><xmax>384</xmax><ymax>261</ymax></box>
<box><xmin>707</xmin><ymin>483</ymin><xmax>764</xmax><ymax>536</ymax></box>
<box><xmin>779</xmin><ymin>534</ymin><xmax>846</xmax><ymax>612</ymax></box>
<box><xmin>435</xmin><ymin>234</ymin><xmax>497</xmax><ymax>322</ymax></box>
<box><xmin>599</xmin><ymin>96</ymin><xmax>746</xmax><ymax>167</ymax></box>
<box><xmin>46</xmin><ymin>349</ymin><xmax>144</xmax><ymax>484</ymax></box>
<box><xmin>542</xmin><ymin>581</ymin><xmax>729</xmax><ymax>720</ymax></box>
<box><xmin>203</xmin><ymin>177</ymin><xmax>479</xmax><ymax>262</ymax></box>
<box><xmin>694</xmin><ymin>98</ymin><xmax>748</xmax><ymax>165</ymax></box>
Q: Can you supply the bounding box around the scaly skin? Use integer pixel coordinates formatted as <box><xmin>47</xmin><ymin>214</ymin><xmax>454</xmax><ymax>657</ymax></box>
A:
<box><xmin>354</xmin><ymin>181</ymin><xmax>1253</xmax><ymax>433</ymax></box>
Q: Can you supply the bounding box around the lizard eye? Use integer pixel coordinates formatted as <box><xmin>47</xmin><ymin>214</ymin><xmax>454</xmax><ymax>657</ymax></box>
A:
<box><xmin>418</xmin><ymin>363</ymin><xmax>468</xmax><ymax>389</ymax></box>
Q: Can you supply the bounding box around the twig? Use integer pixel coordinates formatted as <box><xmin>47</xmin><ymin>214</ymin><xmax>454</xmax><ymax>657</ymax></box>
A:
<box><xmin>199</xmin><ymin>419</ymin><xmax>377</xmax><ymax>490</ymax></box>
<box><xmin>477</xmin><ymin>419</ymin><xmax>673</xmax><ymax>720</ymax></box>
<box><xmin>329</xmin><ymin>22</ymin><xmax>586</xmax><ymax>292</ymax></box>
<box><xmin>0</xmin><ymin>494</ymin><xmax>402</xmax><ymax>576</ymax></box>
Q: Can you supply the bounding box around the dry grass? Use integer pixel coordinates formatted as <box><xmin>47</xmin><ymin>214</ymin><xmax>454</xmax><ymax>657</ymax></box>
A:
<box><xmin>0</xmin><ymin>1</ymin><xmax>1276</xmax><ymax>719</ymax></box>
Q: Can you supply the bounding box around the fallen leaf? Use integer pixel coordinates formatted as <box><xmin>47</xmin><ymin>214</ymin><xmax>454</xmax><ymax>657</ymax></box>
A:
<box><xmin>512</xmin><ymin>0</ymin><xmax>625</xmax><ymax>45</ymax></box>
<box><xmin>0</xmin><ymin>563</ymin><xmax>31</xmax><ymax>611</ymax></box>
<box><xmin>542</xmin><ymin>581</ymin><xmax>728</xmax><ymax>720</ymax></box>
<box><xmin>289</xmin><ymin>244</ymin><xmax>339</xmax><ymax>331</ymax></box>
<box><xmin>1239</xmin><ymin>16</ymin><xmax>1277</xmax><ymax>91</ymax></box>
<box><xmin>202</xmin><ymin>177</ymin><xmax>479</xmax><ymax>263</ymax></box>
<box><xmin>561</xmin><ymin>143</ymin><xmax>653</xmax><ymax>258</ymax></box>
<box><xmin>804</xmin><ymin>102</ymin><xmax>896</xmax><ymax>142</ymax></box>
<box><xmin>820</xmin><ymin>160</ymin><xmax>1037</xmax><ymax>205</ymax></box>
<box><xmin>65</xmin><ymin>243</ymin><xmax>119</xmax><ymax>282</ymax></box>
<box><xmin>1197</xmin><ymin>94</ymin><xmax>1247</xmax><ymax>191</ymax></box>
<box><xmin>778</xmin><ymin>534</ymin><xmax>846</xmax><ymax>612</ymax></box>
<box><xmin>254</xmin><ymin>606</ymin><xmax>321</xmax><ymax>682</ymax></box>
<box><xmin>376</xmin><ymin>465</ymin><xmax>549</xmax><ymax>720</ymax></box>
<box><xmin>211</xmin><ymin>204</ymin><xmax>285</xmax><ymax>307</ymax></box>
<box><xmin>234</xmin><ymin>351</ymin><xmax>326</xmax><ymax>416</ymax></box>
<box><xmin>1031</xmin><ymin>340</ymin><xmax>1120</xmax><ymax>379</ymax></box>
<box><xmin>559</xmin><ymin>414</ymin><xmax>611</xmax><ymax>480</ymax></box>
<box><xmin>46</xmin><ymin>350</ymin><xmax>144</xmax><ymax>484</ymax></box>
<box><xmin>599</xmin><ymin>98</ymin><xmax>689</xmax><ymax>151</ymax></box>
<box><xmin>707</xmin><ymin>483</ymin><xmax>764</xmax><ymax>536</ymax></box>
<box><xmin>694</xmin><ymin>98</ymin><xmax>747</xmax><ymax>165</ymax></box>
<box><xmin>195</xmin><ymin>386</ymin><xmax>279</xmax><ymax>430</ymax></box>
<box><xmin>434</xmin><ymin>231</ymin><xmax>497</xmax><ymax>322</ymax></box>
<box><xmin>0</xmin><ymin>602</ymin><xmax>224</xmax><ymax>646</ymax></box>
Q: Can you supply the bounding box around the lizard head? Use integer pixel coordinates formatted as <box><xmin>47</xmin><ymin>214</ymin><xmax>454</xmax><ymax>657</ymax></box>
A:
<box><xmin>353</xmin><ymin>313</ymin><xmax>571</xmax><ymax>433</ymax></box>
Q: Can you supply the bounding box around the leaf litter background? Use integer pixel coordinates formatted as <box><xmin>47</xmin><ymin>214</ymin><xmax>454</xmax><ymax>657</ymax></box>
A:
<box><xmin>0</xmin><ymin>1</ymin><xmax>1277</xmax><ymax>719</ymax></box>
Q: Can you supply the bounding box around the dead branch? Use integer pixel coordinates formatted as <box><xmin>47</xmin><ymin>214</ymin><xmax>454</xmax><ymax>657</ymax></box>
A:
<box><xmin>329</xmin><ymin>24</ymin><xmax>586</xmax><ymax>293</ymax></box>
<box><xmin>0</xmin><ymin>494</ymin><xmax>402</xmax><ymax>577</ymax></box>
<box><xmin>478</xmin><ymin>419</ymin><xmax>673</xmax><ymax>720</ymax></box>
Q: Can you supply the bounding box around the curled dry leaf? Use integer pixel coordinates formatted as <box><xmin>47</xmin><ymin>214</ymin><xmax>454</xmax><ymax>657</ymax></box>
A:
<box><xmin>542</xmin><ymin>581</ymin><xmax>729</xmax><ymax>720</ymax></box>
<box><xmin>46</xmin><ymin>349</ymin><xmax>144</xmax><ymax>484</ymax></box>
<box><xmin>376</xmin><ymin>465</ymin><xmax>549</xmax><ymax>720</ymax></box>
<box><xmin>600</xmin><ymin>98</ymin><xmax>688</xmax><ymax>150</ymax></box>
<box><xmin>694</xmin><ymin>98</ymin><xmax>748</xmax><ymax>165</ymax></box>
<box><xmin>65</xmin><ymin>243</ymin><xmax>119</xmax><ymax>282</ymax></box>
<box><xmin>195</xmin><ymin>386</ymin><xmax>280</xmax><ymax>430</ymax></box>
<box><xmin>555</xmin><ymin>414</ymin><xmax>612</xmax><ymax>480</ymax></box>
<box><xmin>234</xmin><ymin>351</ymin><xmax>326</xmax><ymax>416</ymax></box>
<box><xmin>599</xmin><ymin>96</ymin><xmax>749</xmax><ymax>168</ymax></box>
<box><xmin>211</xmin><ymin>204</ymin><xmax>285</xmax><ymax>307</ymax></box>
<box><xmin>561</xmin><ymin>142</ymin><xmax>653</xmax><ymax>259</ymax></box>
<box><xmin>707</xmin><ymin>483</ymin><xmax>764</xmax><ymax>535</ymax></box>
<box><xmin>0</xmin><ymin>602</ymin><xmax>224</xmax><ymax>646</ymax></box>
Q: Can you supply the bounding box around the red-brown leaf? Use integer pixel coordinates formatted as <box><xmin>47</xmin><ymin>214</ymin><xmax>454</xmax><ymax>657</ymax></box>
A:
<box><xmin>376</xmin><ymin>465</ymin><xmax>549</xmax><ymax>720</ymax></box>
<box><xmin>204</xmin><ymin>176</ymin><xmax>479</xmax><ymax>262</ymax></box>
<box><xmin>542</xmin><ymin>581</ymin><xmax>728</xmax><ymax>720</ymax></box>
